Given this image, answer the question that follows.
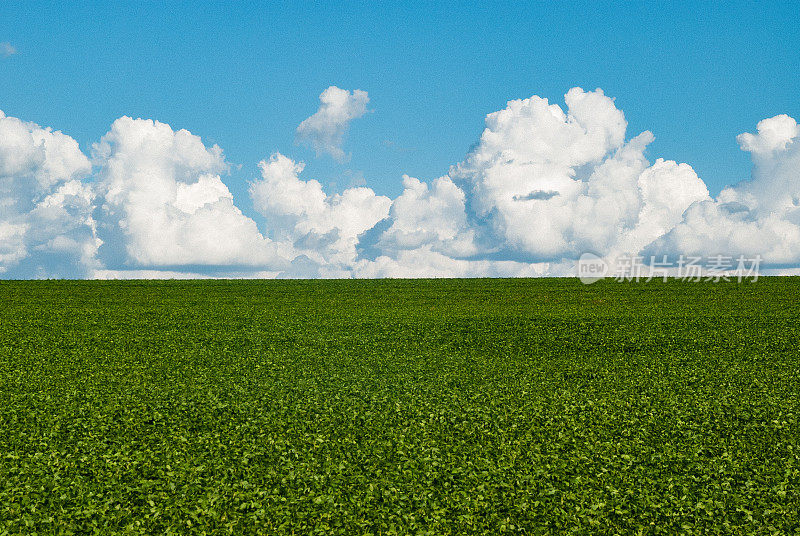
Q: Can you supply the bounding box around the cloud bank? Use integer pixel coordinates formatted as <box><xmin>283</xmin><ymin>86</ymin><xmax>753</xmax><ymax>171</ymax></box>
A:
<box><xmin>1</xmin><ymin>87</ymin><xmax>799</xmax><ymax>278</ymax></box>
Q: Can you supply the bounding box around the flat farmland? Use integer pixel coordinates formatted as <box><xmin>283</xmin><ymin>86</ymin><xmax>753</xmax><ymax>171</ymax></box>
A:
<box><xmin>0</xmin><ymin>279</ymin><xmax>798</xmax><ymax>534</ymax></box>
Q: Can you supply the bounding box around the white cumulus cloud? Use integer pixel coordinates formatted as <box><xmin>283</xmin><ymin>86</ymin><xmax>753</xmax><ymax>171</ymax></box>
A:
<box><xmin>449</xmin><ymin>88</ymin><xmax>709</xmax><ymax>262</ymax></box>
<box><xmin>91</xmin><ymin>116</ymin><xmax>286</xmax><ymax>270</ymax></box>
<box><xmin>0</xmin><ymin>110</ymin><xmax>98</xmax><ymax>277</ymax></box>
<box><xmin>296</xmin><ymin>86</ymin><xmax>369</xmax><ymax>162</ymax></box>
<box><xmin>3</xmin><ymin>87</ymin><xmax>800</xmax><ymax>279</ymax></box>
<box><xmin>356</xmin><ymin>88</ymin><xmax>709</xmax><ymax>276</ymax></box>
<box><xmin>250</xmin><ymin>152</ymin><xmax>390</xmax><ymax>274</ymax></box>
<box><xmin>646</xmin><ymin>114</ymin><xmax>800</xmax><ymax>264</ymax></box>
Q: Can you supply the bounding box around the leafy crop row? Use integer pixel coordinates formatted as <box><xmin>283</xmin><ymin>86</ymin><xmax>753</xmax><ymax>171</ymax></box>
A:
<box><xmin>0</xmin><ymin>279</ymin><xmax>798</xmax><ymax>534</ymax></box>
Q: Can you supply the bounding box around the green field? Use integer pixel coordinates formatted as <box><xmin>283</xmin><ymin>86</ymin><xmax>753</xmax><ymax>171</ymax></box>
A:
<box><xmin>1</xmin><ymin>279</ymin><xmax>798</xmax><ymax>534</ymax></box>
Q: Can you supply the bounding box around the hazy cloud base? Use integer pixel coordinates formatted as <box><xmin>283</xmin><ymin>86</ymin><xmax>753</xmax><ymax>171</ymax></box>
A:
<box><xmin>1</xmin><ymin>86</ymin><xmax>799</xmax><ymax>279</ymax></box>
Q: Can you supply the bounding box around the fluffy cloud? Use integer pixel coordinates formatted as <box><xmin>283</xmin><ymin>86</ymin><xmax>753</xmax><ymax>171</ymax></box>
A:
<box><xmin>357</xmin><ymin>175</ymin><xmax>476</xmax><ymax>262</ymax></box>
<box><xmin>0</xmin><ymin>110</ymin><xmax>98</xmax><ymax>277</ymax></box>
<box><xmin>646</xmin><ymin>114</ymin><xmax>800</xmax><ymax>264</ymax></box>
<box><xmin>250</xmin><ymin>152</ymin><xmax>390</xmax><ymax>273</ymax></box>
<box><xmin>92</xmin><ymin>117</ymin><xmax>285</xmax><ymax>271</ymax></box>
<box><xmin>0</xmin><ymin>111</ymin><xmax>90</xmax><ymax>188</ymax></box>
<box><xmin>296</xmin><ymin>86</ymin><xmax>369</xmax><ymax>162</ymax></box>
<box><xmin>450</xmin><ymin>89</ymin><xmax>709</xmax><ymax>261</ymax></box>
<box><xmin>357</xmin><ymin>88</ymin><xmax>709</xmax><ymax>275</ymax></box>
<box><xmin>3</xmin><ymin>87</ymin><xmax>800</xmax><ymax>279</ymax></box>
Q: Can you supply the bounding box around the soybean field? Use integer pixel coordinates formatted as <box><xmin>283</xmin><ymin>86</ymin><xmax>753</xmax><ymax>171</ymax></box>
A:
<box><xmin>0</xmin><ymin>279</ymin><xmax>798</xmax><ymax>534</ymax></box>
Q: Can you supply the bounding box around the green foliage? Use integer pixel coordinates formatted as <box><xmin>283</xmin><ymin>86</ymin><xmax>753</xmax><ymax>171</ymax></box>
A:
<box><xmin>0</xmin><ymin>278</ymin><xmax>798</xmax><ymax>534</ymax></box>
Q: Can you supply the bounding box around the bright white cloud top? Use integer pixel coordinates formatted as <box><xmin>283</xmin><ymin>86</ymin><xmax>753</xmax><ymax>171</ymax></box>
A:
<box><xmin>1</xmin><ymin>88</ymin><xmax>799</xmax><ymax>278</ymax></box>
<box><xmin>91</xmin><ymin>117</ymin><xmax>284</xmax><ymax>272</ymax></box>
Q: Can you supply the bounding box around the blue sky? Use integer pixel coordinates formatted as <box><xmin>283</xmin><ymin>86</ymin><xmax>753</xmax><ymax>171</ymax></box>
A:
<box><xmin>2</xmin><ymin>1</ymin><xmax>800</xmax><ymax>278</ymax></box>
<box><xmin>2</xmin><ymin>1</ymin><xmax>799</xmax><ymax>205</ymax></box>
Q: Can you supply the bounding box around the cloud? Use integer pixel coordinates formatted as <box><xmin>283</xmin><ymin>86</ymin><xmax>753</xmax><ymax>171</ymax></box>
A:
<box><xmin>250</xmin><ymin>152</ymin><xmax>390</xmax><ymax>273</ymax></box>
<box><xmin>353</xmin><ymin>248</ymin><xmax>557</xmax><ymax>278</ymax></box>
<box><xmin>0</xmin><ymin>43</ymin><xmax>15</xmax><ymax>58</ymax></box>
<box><xmin>296</xmin><ymin>86</ymin><xmax>369</xmax><ymax>162</ymax></box>
<box><xmin>2</xmin><ymin>87</ymin><xmax>800</xmax><ymax>278</ymax></box>
<box><xmin>91</xmin><ymin>116</ymin><xmax>286</xmax><ymax>271</ymax></box>
<box><xmin>513</xmin><ymin>190</ymin><xmax>560</xmax><ymax>201</ymax></box>
<box><xmin>0</xmin><ymin>110</ymin><xmax>98</xmax><ymax>277</ymax></box>
<box><xmin>357</xmin><ymin>88</ymin><xmax>709</xmax><ymax>276</ymax></box>
<box><xmin>645</xmin><ymin>114</ymin><xmax>800</xmax><ymax>264</ymax></box>
<box><xmin>447</xmin><ymin>89</ymin><xmax>709</xmax><ymax>262</ymax></box>
<box><xmin>356</xmin><ymin>174</ymin><xmax>475</xmax><ymax>263</ymax></box>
